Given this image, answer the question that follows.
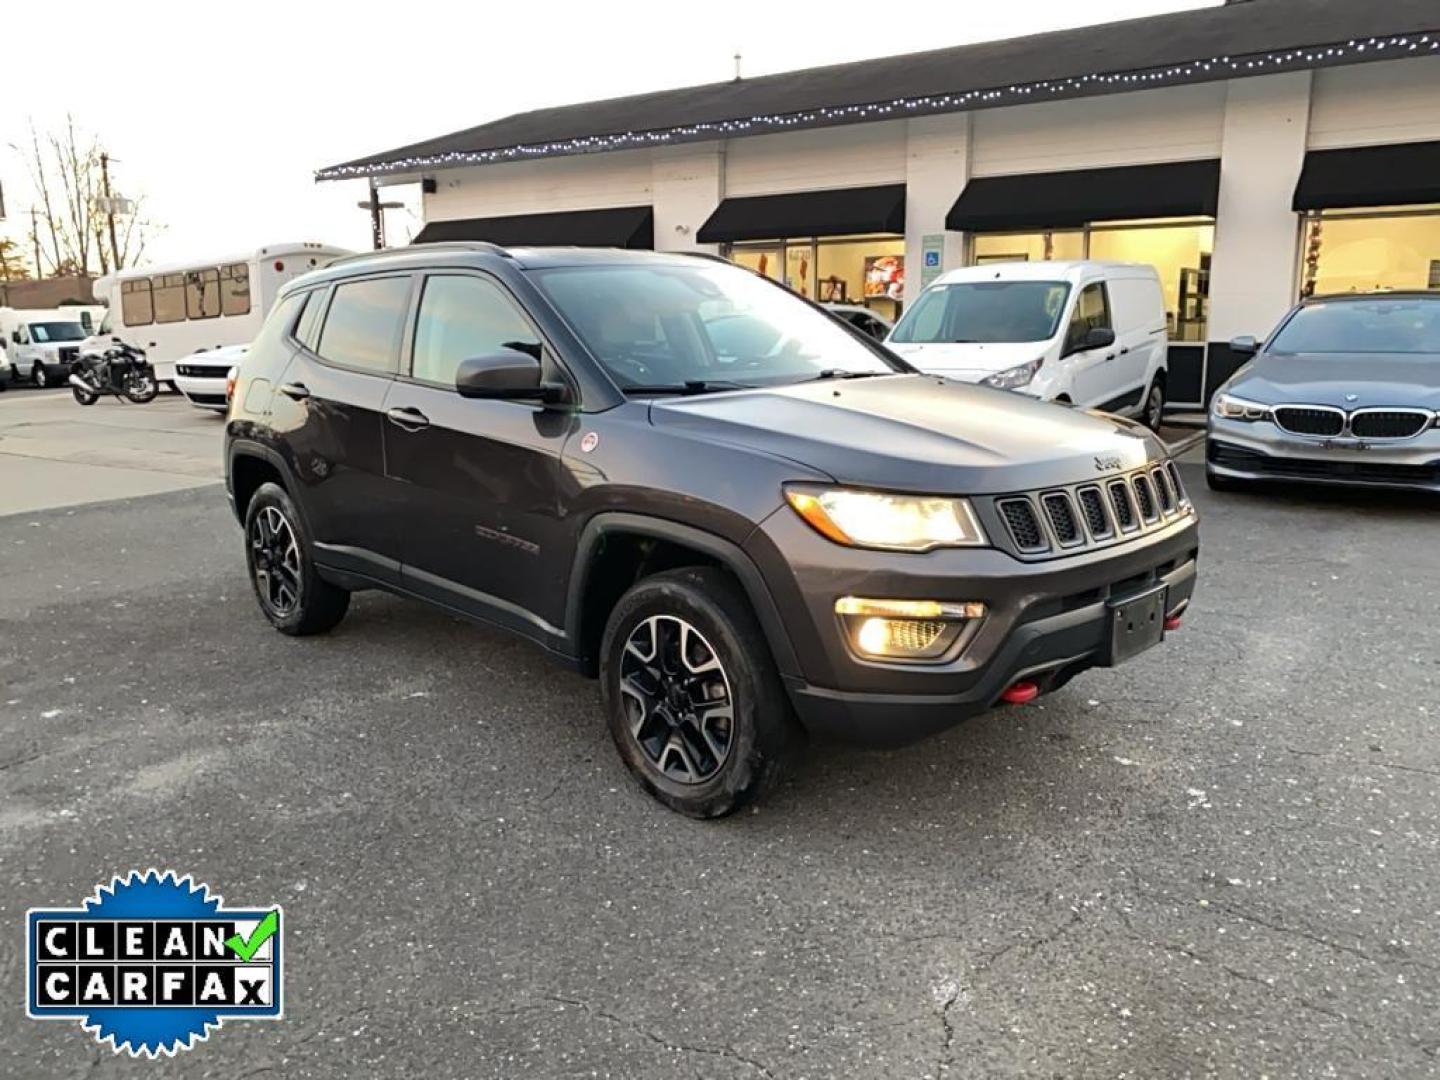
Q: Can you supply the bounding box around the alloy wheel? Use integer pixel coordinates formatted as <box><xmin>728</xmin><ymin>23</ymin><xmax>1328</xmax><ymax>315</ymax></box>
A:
<box><xmin>618</xmin><ymin>615</ymin><xmax>734</xmax><ymax>784</ymax></box>
<box><xmin>250</xmin><ymin>505</ymin><xmax>302</xmax><ymax>615</ymax></box>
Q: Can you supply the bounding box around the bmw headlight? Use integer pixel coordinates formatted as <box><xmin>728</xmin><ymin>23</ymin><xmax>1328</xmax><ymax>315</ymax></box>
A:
<box><xmin>785</xmin><ymin>485</ymin><xmax>987</xmax><ymax>552</ymax></box>
<box><xmin>980</xmin><ymin>358</ymin><xmax>1043</xmax><ymax>391</ymax></box>
<box><xmin>1212</xmin><ymin>393</ymin><xmax>1271</xmax><ymax>421</ymax></box>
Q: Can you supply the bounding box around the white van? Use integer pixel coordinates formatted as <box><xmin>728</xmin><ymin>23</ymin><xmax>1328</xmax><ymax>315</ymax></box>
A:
<box><xmin>0</xmin><ymin>308</ymin><xmax>92</xmax><ymax>388</ymax></box>
<box><xmin>93</xmin><ymin>242</ymin><xmax>352</xmax><ymax>392</ymax></box>
<box><xmin>886</xmin><ymin>261</ymin><xmax>1170</xmax><ymax>428</ymax></box>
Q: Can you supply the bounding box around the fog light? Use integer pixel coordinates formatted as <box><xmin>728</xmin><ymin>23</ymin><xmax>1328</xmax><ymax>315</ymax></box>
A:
<box><xmin>837</xmin><ymin>598</ymin><xmax>986</xmax><ymax>660</ymax></box>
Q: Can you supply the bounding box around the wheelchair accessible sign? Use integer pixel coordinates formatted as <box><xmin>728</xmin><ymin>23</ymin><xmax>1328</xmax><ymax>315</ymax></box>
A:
<box><xmin>26</xmin><ymin>870</ymin><xmax>283</xmax><ymax>1057</ymax></box>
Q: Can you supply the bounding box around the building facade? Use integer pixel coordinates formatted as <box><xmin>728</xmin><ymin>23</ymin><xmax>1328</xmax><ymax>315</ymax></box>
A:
<box><xmin>320</xmin><ymin>0</ymin><xmax>1440</xmax><ymax>407</ymax></box>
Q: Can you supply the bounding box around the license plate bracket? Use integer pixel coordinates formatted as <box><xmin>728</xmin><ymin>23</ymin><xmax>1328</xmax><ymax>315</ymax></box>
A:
<box><xmin>1106</xmin><ymin>585</ymin><xmax>1168</xmax><ymax>665</ymax></box>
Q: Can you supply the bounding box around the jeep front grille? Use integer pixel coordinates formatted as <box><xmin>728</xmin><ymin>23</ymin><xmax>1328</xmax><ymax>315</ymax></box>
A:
<box><xmin>991</xmin><ymin>462</ymin><xmax>1192</xmax><ymax>559</ymax></box>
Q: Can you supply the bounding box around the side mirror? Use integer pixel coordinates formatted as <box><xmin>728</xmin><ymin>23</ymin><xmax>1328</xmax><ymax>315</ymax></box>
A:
<box><xmin>455</xmin><ymin>349</ymin><xmax>568</xmax><ymax>404</ymax></box>
<box><xmin>1229</xmin><ymin>335</ymin><xmax>1259</xmax><ymax>356</ymax></box>
<box><xmin>1083</xmin><ymin>327</ymin><xmax>1116</xmax><ymax>350</ymax></box>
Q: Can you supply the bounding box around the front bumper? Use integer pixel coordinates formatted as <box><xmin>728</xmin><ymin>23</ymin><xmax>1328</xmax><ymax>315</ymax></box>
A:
<box><xmin>746</xmin><ymin>505</ymin><xmax>1200</xmax><ymax>747</ymax></box>
<box><xmin>1207</xmin><ymin>416</ymin><xmax>1440</xmax><ymax>492</ymax></box>
<box><xmin>174</xmin><ymin>373</ymin><xmax>229</xmax><ymax>410</ymax></box>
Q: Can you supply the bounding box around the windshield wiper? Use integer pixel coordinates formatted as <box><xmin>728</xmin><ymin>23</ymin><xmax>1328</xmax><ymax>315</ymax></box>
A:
<box><xmin>621</xmin><ymin>379</ymin><xmax>754</xmax><ymax>396</ymax></box>
<box><xmin>799</xmin><ymin>369</ymin><xmax>890</xmax><ymax>382</ymax></box>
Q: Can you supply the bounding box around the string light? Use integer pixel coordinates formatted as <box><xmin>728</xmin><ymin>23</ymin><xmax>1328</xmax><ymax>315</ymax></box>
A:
<box><xmin>316</xmin><ymin>32</ymin><xmax>1440</xmax><ymax>181</ymax></box>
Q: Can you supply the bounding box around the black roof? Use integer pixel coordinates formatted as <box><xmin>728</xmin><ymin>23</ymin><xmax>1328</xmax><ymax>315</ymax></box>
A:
<box><xmin>320</xmin><ymin>0</ymin><xmax>1440</xmax><ymax>180</ymax></box>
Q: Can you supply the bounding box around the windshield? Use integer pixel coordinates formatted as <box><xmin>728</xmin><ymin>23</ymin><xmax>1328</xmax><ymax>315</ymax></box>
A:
<box><xmin>30</xmin><ymin>321</ymin><xmax>87</xmax><ymax>343</ymax></box>
<box><xmin>531</xmin><ymin>262</ymin><xmax>898</xmax><ymax>391</ymax></box>
<box><xmin>890</xmin><ymin>280</ymin><xmax>1070</xmax><ymax>344</ymax></box>
<box><xmin>1269</xmin><ymin>298</ymin><xmax>1440</xmax><ymax>355</ymax></box>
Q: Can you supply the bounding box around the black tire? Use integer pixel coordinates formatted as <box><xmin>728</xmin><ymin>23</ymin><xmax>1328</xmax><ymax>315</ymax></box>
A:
<box><xmin>124</xmin><ymin>372</ymin><xmax>158</xmax><ymax>403</ymax></box>
<box><xmin>1205</xmin><ymin>468</ymin><xmax>1247</xmax><ymax>493</ymax></box>
<box><xmin>600</xmin><ymin>566</ymin><xmax>801</xmax><ymax>818</ymax></box>
<box><xmin>33</xmin><ymin>364</ymin><xmax>50</xmax><ymax>389</ymax></box>
<box><xmin>1141</xmin><ymin>376</ymin><xmax>1166</xmax><ymax>431</ymax></box>
<box><xmin>243</xmin><ymin>481</ymin><xmax>349</xmax><ymax>636</ymax></box>
<box><xmin>72</xmin><ymin>384</ymin><xmax>98</xmax><ymax>405</ymax></box>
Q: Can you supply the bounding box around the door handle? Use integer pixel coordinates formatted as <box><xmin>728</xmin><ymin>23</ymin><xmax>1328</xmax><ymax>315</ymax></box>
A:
<box><xmin>1104</xmin><ymin>353</ymin><xmax>1116</xmax><ymax>361</ymax></box>
<box><xmin>386</xmin><ymin>406</ymin><xmax>430</xmax><ymax>432</ymax></box>
<box><xmin>279</xmin><ymin>381</ymin><xmax>310</xmax><ymax>400</ymax></box>
<box><xmin>1119</xmin><ymin>346</ymin><xmax>1131</xmax><ymax>355</ymax></box>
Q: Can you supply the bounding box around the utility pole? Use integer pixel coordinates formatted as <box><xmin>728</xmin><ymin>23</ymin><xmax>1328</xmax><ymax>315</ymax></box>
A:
<box><xmin>100</xmin><ymin>152</ymin><xmax>121</xmax><ymax>271</ymax></box>
<box><xmin>357</xmin><ymin>180</ymin><xmax>403</xmax><ymax>250</ymax></box>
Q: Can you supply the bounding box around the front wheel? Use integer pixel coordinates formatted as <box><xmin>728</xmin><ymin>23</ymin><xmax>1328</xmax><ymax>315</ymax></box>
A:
<box><xmin>124</xmin><ymin>372</ymin><xmax>158</xmax><ymax>403</ymax></box>
<box><xmin>600</xmin><ymin>566</ymin><xmax>801</xmax><ymax>818</ymax></box>
<box><xmin>243</xmin><ymin>482</ymin><xmax>349</xmax><ymax>635</ymax></box>
<box><xmin>32</xmin><ymin>364</ymin><xmax>50</xmax><ymax>389</ymax></box>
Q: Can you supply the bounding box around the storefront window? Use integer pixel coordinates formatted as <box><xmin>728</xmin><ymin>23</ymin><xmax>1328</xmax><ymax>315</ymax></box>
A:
<box><xmin>969</xmin><ymin>220</ymin><xmax>1212</xmax><ymax>342</ymax></box>
<box><xmin>973</xmin><ymin>230</ymin><xmax>1083</xmax><ymax>264</ymax></box>
<box><xmin>728</xmin><ymin>235</ymin><xmax>906</xmax><ymax>319</ymax></box>
<box><xmin>1300</xmin><ymin>206</ymin><xmax>1440</xmax><ymax>297</ymax></box>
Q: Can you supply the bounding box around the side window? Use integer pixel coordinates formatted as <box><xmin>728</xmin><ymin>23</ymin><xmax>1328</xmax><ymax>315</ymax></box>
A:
<box><xmin>246</xmin><ymin>290</ymin><xmax>308</xmax><ymax>373</ymax></box>
<box><xmin>1065</xmin><ymin>283</ymin><xmax>1112</xmax><ymax>352</ymax></box>
<box><xmin>295</xmin><ymin>288</ymin><xmax>326</xmax><ymax>352</ymax></box>
<box><xmin>220</xmin><ymin>263</ymin><xmax>251</xmax><ymax>317</ymax></box>
<box><xmin>315</xmin><ymin>276</ymin><xmax>412</xmax><ymax>375</ymax></box>
<box><xmin>186</xmin><ymin>267</ymin><xmax>221</xmax><ymax>319</ymax></box>
<box><xmin>153</xmin><ymin>274</ymin><xmax>187</xmax><ymax>324</ymax></box>
<box><xmin>411</xmin><ymin>274</ymin><xmax>541</xmax><ymax>387</ymax></box>
<box><xmin>121</xmin><ymin>278</ymin><xmax>154</xmax><ymax>326</ymax></box>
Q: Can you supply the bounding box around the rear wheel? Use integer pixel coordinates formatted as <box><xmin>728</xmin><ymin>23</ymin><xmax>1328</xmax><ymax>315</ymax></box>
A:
<box><xmin>71</xmin><ymin>383</ymin><xmax>98</xmax><ymax>406</ymax></box>
<box><xmin>243</xmin><ymin>482</ymin><xmax>349</xmax><ymax>635</ymax></box>
<box><xmin>600</xmin><ymin>567</ymin><xmax>800</xmax><ymax>818</ymax></box>
<box><xmin>1141</xmin><ymin>377</ymin><xmax>1166</xmax><ymax>430</ymax></box>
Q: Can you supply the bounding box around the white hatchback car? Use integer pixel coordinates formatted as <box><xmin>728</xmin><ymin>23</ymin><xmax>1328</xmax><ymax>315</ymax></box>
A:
<box><xmin>886</xmin><ymin>260</ymin><xmax>1170</xmax><ymax>428</ymax></box>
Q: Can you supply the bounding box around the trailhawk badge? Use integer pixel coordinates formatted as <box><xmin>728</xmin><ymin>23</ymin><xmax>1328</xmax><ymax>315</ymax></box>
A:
<box><xmin>26</xmin><ymin>870</ymin><xmax>283</xmax><ymax>1057</ymax></box>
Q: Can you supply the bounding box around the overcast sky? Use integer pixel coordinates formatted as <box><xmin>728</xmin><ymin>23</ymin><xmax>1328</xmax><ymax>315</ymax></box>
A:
<box><xmin>2</xmin><ymin>0</ymin><xmax>1212</xmax><ymax>269</ymax></box>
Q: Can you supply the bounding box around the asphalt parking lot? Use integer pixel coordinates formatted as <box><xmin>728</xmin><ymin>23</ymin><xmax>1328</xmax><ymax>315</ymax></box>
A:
<box><xmin>1</xmin><ymin>395</ymin><xmax>1437</xmax><ymax>1078</ymax></box>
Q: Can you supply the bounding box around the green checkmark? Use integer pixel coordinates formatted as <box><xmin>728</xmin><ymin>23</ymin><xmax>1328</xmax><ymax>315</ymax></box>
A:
<box><xmin>225</xmin><ymin>910</ymin><xmax>278</xmax><ymax>961</ymax></box>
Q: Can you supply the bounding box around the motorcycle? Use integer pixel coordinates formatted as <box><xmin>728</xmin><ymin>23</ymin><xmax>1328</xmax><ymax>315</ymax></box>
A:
<box><xmin>69</xmin><ymin>341</ymin><xmax>159</xmax><ymax>405</ymax></box>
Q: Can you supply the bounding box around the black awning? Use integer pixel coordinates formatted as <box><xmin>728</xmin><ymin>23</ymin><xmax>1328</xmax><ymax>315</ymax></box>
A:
<box><xmin>696</xmin><ymin>184</ymin><xmax>906</xmax><ymax>244</ymax></box>
<box><xmin>1293</xmin><ymin>140</ymin><xmax>1440</xmax><ymax>211</ymax></box>
<box><xmin>946</xmin><ymin>159</ymin><xmax>1221</xmax><ymax>232</ymax></box>
<box><xmin>412</xmin><ymin>205</ymin><xmax>653</xmax><ymax>248</ymax></box>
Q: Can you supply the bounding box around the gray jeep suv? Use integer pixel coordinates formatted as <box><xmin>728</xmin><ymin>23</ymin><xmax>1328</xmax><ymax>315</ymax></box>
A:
<box><xmin>225</xmin><ymin>244</ymin><xmax>1199</xmax><ymax>817</ymax></box>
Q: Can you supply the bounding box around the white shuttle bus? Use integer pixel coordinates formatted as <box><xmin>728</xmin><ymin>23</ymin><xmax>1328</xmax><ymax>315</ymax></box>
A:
<box><xmin>94</xmin><ymin>242</ymin><xmax>351</xmax><ymax>404</ymax></box>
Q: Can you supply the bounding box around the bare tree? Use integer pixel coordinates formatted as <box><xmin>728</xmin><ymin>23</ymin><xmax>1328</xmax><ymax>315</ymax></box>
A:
<box><xmin>10</xmin><ymin>116</ymin><xmax>157</xmax><ymax>277</ymax></box>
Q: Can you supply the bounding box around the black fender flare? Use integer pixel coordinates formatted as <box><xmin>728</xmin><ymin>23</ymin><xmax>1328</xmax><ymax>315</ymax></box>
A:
<box><xmin>564</xmin><ymin>512</ymin><xmax>800</xmax><ymax>679</ymax></box>
<box><xmin>226</xmin><ymin>438</ymin><xmax>304</xmax><ymax>524</ymax></box>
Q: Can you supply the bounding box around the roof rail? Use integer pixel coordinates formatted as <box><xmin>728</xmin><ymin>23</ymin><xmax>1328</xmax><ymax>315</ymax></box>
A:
<box><xmin>321</xmin><ymin>241</ymin><xmax>513</xmax><ymax>269</ymax></box>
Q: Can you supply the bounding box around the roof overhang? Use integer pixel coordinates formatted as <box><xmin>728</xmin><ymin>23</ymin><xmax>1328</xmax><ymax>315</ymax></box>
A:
<box><xmin>696</xmin><ymin>185</ymin><xmax>906</xmax><ymax>244</ymax></box>
<box><xmin>1292</xmin><ymin>139</ymin><xmax>1440</xmax><ymax>210</ymax></box>
<box><xmin>412</xmin><ymin>206</ymin><xmax>654</xmax><ymax>248</ymax></box>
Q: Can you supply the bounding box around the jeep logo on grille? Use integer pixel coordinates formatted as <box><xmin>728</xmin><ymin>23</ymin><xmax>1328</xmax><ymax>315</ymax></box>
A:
<box><xmin>1093</xmin><ymin>455</ymin><xmax>1124</xmax><ymax>472</ymax></box>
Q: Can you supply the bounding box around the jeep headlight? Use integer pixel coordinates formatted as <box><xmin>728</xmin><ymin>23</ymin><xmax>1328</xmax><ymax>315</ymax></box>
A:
<box><xmin>785</xmin><ymin>485</ymin><xmax>987</xmax><ymax>552</ymax></box>
<box><xmin>980</xmin><ymin>358</ymin><xmax>1043</xmax><ymax>391</ymax></box>
<box><xmin>1213</xmin><ymin>393</ymin><xmax>1271</xmax><ymax>421</ymax></box>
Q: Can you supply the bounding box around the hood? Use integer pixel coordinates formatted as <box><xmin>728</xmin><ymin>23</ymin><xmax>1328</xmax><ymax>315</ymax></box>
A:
<box><xmin>1230</xmin><ymin>351</ymin><xmax>1440</xmax><ymax>410</ymax></box>
<box><xmin>885</xmin><ymin>340</ymin><xmax>1044</xmax><ymax>381</ymax></box>
<box><xmin>648</xmin><ymin>374</ymin><xmax>1163</xmax><ymax>494</ymax></box>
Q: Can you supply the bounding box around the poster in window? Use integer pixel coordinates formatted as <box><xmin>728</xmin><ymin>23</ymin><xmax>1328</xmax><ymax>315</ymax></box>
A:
<box><xmin>864</xmin><ymin>255</ymin><xmax>904</xmax><ymax>301</ymax></box>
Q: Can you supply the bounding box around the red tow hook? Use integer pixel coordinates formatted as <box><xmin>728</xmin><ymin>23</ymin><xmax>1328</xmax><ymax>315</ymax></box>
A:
<box><xmin>1001</xmin><ymin>680</ymin><xmax>1039</xmax><ymax>705</ymax></box>
<box><xmin>1164</xmin><ymin>614</ymin><xmax>1183</xmax><ymax>632</ymax></box>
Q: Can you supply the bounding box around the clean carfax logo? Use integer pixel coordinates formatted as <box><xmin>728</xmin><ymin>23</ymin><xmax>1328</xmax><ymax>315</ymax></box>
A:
<box><xmin>26</xmin><ymin>870</ymin><xmax>283</xmax><ymax>1057</ymax></box>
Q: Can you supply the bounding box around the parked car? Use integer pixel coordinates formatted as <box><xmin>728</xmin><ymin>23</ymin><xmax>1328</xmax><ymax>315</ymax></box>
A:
<box><xmin>886</xmin><ymin>261</ymin><xmax>1170</xmax><ymax>429</ymax></box>
<box><xmin>225</xmin><ymin>244</ymin><xmax>1198</xmax><ymax>817</ymax></box>
<box><xmin>1208</xmin><ymin>292</ymin><xmax>1440</xmax><ymax>492</ymax></box>
<box><xmin>824</xmin><ymin>303</ymin><xmax>893</xmax><ymax>341</ymax></box>
<box><xmin>175</xmin><ymin>344</ymin><xmax>249</xmax><ymax>411</ymax></box>
<box><xmin>0</xmin><ymin>308</ymin><xmax>90</xmax><ymax>388</ymax></box>
<box><xmin>0</xmin><ymin>349</ymin><xmax>12</xmax><ymax>390</ymax></box>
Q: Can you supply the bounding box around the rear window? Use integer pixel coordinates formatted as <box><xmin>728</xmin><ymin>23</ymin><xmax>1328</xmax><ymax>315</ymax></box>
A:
<box><xmin>316</xmin><ymin>276</ymin><xmax>411</xmax><ymax>374</ymax></box>
<box><xmin>1270</xmin><ymin>298</ymin><xmax>1440</xmax><ymax>355</ymax></box>
<box><xmin>890</xmin><ymin>281</ymin><xmax>1070</xmax><ymax>344</ymax></box>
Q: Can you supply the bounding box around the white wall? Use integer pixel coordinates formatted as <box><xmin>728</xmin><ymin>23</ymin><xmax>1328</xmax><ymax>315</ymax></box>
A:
<box><xmin>1308</xmin><ymin>55</ymin><xmax>1440</xmax><ymax>149</ymax></box>
<box><xmin>651</xmin><ymin>144</ymin><xmax>723</xmax><ymax>253</ymax></box>
<box><xmin>970</xmin><ymin>82</ymin><xmax>1227</xmax><ymax>177</ymax></box>
<box><xmin>902</xmin><ymin>113</ymin><xmax>970</xmax><ymax>303</ymax></box>
<box><xmin>724</xmin><ymin>122</ymin><xmax>905</xmax><ymax>197</ymax></box>
<box><xmin>1207</xmin><ymin>72</ymin><xmax>1313</xmax><ymax>344</ymax></box>
<box><xmin>422</xmin><ymin>149</ymin><xmax>653</xmax><ymax>221</ymax></box>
